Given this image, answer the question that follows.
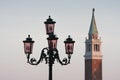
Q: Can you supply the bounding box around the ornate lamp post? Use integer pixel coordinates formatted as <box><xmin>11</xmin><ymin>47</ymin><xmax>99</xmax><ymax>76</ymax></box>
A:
<box><xmin>23</xmin><ymin>16</ymin><xmax>75</xmax><ymax>80</ymax></box>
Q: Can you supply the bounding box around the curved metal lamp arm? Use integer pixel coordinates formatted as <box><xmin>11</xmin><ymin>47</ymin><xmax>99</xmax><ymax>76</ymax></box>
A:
<box><xmin>26</xmin><ymin>48</ymin><xmax>49</xmax><ymax>65</ymax></box>
<box><xmin>53</xmin><ymin>49</ymin><xmax>71</xmax><ymax>65</ymax></box>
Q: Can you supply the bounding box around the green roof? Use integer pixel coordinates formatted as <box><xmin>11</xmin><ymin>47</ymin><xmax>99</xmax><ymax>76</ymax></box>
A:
<box><xmin>89</xmin><ymin>8</ymin><xmax>98</xmax><ymax>35</ymax></box>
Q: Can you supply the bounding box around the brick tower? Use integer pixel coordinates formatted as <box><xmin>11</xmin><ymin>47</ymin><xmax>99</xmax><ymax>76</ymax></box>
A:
<box><xmin>84</xmin><ymin>8</ymin><xmax>102</xmax><ymax>80</ymax></box>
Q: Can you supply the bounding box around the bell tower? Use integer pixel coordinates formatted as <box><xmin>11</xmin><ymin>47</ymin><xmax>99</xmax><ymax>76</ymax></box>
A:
<box><xmin>84</xmin><ymin>8</ymin><xmax>102</xmax><ymax>80</ymax></box>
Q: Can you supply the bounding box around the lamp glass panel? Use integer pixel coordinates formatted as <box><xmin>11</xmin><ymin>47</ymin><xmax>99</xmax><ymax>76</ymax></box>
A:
<box><xmin>46</xmin><ymin>24</ymin><xmax>54</xmax><ymax>34</ymax></box>
<box><xmin>52</xmin><ymin>40</ymin><xmax>57</xmax><ymax>49</ymax></box>
<box><xmin>24</xmin><ymin>43</ymin><xmax>33</xmax><ymax>54</ymax></box>
<box><xmin>65</xmin><ymin>43</ymin><xmax>74</xmax><ymax>54</ymax></box>
<box><xmin>48</xmin><ymin>39</ymin><xmax>57</xmax><ymax>49</ymax></box>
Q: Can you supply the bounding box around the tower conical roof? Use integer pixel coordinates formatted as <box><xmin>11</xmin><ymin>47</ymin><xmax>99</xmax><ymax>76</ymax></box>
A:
<box><xmin>89</xmin><ymin>8</ymin><xmax>98</xmax><ymax>35</ymax></box>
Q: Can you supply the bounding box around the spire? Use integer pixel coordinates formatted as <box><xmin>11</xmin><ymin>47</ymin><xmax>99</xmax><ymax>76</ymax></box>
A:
<box><xmin>88</xmin><ymin>8</ymin><xmax>98</xmax><ymax>39</ymax></box>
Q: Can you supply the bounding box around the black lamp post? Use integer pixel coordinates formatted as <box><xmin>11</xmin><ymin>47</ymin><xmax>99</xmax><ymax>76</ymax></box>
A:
<box><xmin>23</xmin><ymin>16</ymin><xmax>75</xmax><ymax>80</ymax></box>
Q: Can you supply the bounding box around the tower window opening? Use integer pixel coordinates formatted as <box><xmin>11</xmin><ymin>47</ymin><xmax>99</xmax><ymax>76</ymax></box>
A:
<box><xmin>94</xmin><ymin>44</ymin><xmax>100</xmax><ymax>51</ymax></box>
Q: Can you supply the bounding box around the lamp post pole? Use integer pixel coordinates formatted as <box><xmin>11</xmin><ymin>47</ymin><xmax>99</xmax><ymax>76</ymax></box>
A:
<box><xmin>49</xmin><ymin>49</ymin><xmax>53</xmax><ymax>80</ymax></box>
<box><xmin>23</xmin><ymin>16</ymin><xmax>75</xmax><ymax>80</ymax></box>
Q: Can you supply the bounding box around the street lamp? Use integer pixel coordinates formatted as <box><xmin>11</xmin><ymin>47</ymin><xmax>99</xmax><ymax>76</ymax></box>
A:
<box><xmin>23</xmin><ymin>16</ymin><xmax>75</xmax><ymax>80</ymax></box>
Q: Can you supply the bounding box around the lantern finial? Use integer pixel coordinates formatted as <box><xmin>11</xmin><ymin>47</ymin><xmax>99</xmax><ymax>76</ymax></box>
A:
<box><xmin>49</xmin><ymin>15</ymin><xmax>51</xmax><ymax>19</ymax></box>
<box><xmin>93</xmin><ymin>8</ymin><xmax>95</xmax><ymax>13</ymax></box>
<box><xmin>68</xmin><ymin>35</ymin><xmax>70</xmax><ymax>38</ymax></box>
<box><xmin>28</xmin><ymin>35</ymin><xmax>30</xmax><ymax>38</ymax></box>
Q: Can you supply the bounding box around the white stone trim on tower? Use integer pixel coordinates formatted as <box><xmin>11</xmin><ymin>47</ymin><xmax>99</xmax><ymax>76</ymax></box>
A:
<box><xmin>84</xmin><ymin>54</ymin><xmax>102</xmax><ymax>59</ymax></box>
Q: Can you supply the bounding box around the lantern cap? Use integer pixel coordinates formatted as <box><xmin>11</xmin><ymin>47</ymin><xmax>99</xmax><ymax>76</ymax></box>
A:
<box><xmin>47</xmin><ymin>34</ymin><xmax>58</xmax><ymax>40</ymax></box>
<box><xmin>44</xmin><ymin>16</ymin><xmax>56</xmax><ymax>24</ymax></box>
<box><xmin>23</xmin><ymin>35</ymin><xmax>34</xmax><ymax>43</ymax></box>
<box><xmin>93</xmin><ymin>8</ymin><xmax>95</xmax><ymax>13</ymax></box>
<box><xmin>64</xmin><ymin>35</ymin><xmax>75</xmax><ymax>43</ymax></box>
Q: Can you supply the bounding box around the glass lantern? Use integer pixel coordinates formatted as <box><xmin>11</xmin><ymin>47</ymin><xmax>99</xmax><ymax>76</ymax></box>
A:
<box><xmin>44</xmin><ymin>16</ymin><xmax>56</xmax><ymax>35</ymax></box>
<box><xmin>23</xmin><ymin>35</ymin><xmax>34</xmax><ymax>54</ymax></box>
<box><xmin>64</xmin><ymin>35</ymin><xmax>75</xmax><ymax>54</ymax></box>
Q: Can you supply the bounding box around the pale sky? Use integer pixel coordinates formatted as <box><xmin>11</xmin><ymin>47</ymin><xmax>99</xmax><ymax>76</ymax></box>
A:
<box><xmin>0</xmin><ymin>0</ymin><xmax>120</xmax><ymax>80</ymax></box>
